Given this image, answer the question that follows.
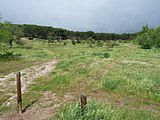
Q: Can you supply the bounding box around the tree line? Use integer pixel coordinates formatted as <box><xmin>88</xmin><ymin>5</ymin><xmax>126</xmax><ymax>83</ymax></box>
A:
<box><xmin>22</xmin><ymin>24</ymin><xmax>136</xmax><ymax>40</ymax></box>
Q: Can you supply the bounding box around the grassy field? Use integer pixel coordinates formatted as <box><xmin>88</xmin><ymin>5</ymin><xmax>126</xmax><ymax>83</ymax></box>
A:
<box><xmin>0</xmin><ymin>39</ymin><xmax>160</xmax><ymax>119</ymax></box>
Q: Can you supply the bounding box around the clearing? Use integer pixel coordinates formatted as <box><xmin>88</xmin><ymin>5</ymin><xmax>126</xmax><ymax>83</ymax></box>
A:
<box><xmin>0</xmin><ymin>40</ymin><xmax>160</xmax><ymax>120</ymax></box>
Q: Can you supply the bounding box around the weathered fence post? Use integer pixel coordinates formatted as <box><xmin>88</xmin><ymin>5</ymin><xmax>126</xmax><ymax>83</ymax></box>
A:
<box><xmin>16</xmin><ymin>72</ymin><xmax>22</xmax><ymax>114</ymax></box>
<box><xmin>80</xmin><ymin>93</ymin><xmax>87</xmax><ymax>114</ymax></box>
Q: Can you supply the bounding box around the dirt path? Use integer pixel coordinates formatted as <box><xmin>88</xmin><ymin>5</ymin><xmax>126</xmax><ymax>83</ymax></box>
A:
<box><xmin>0</xmin><ymin>91</ymin><xmax>76</xmax><ymax>120</ymax></box>
<box><xmin>0</xmin><ymin>59</ymin><xmax>79</xmax><ymax>120</ymax></box>
<box><xmin>0</xmin><ymin>60</ymin><xmax>57</xmax><ymax>106</ymax></box>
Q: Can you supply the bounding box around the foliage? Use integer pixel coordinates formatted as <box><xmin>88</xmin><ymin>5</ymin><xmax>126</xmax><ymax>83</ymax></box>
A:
<box><xmin>156</xmin><ymin>34</ymin><xmax>160</xmax><ymax>48</ymax></box>
<box><xmin>0</xmin><ymin>43</ymin><xmax>13</xmax><ymax>56</ymax></box>
<box><xmin>97</xmin><ymin>41</ymin><xmax>103</xmax><ymax>47</ymax></box>
<box><xmin>55</xmin><ymin>100</ymin><xmax>160</xmax><ymax>120</ymax></box>
<box><xmin>76</xmin><ymin>38</ymin><xmax>81</xmax><ymax>44</ymax></box>
<box><xmin>139</xmin><ymin>33</ymin><xmax>152</xmax><ymax>49</ymax></box>
<box><xmin>71</xmin><ymin>39</ymin><xmax>76</xmax><ymax>45</ymax></box>
<box><xmin>0</xmin><ymin>29</ymin><xmax>13</xmax><ymax>55</ymax></box>
<box><xmin>137</xmin><ymin>26</ymin><xmax>160</xmax><ymax>49</ymax></box>
<box><xmin>12</xmin><ymin>24</ymin><xmax>136</xmax><ymax>41</ymax></box>
<box><xmin>1</xmin><ymin>39</ymin><xmax>160</xmax><ymax>117</ymax></box>
<box><xmin>48</xmin><ymin>32</ymin><xmax>55</xmax><ymax>45</ymax></box>
<box><xmin>92</xmin><ymin>52</ymin><xmax>110</xmax><ymax>58</ymax></box>
<box><xmin>63</xmin><ymin>41</ymin><xmax>67</xmax><ymax>45</ymax></box>
<box><xmin>88</xmin><ymin>42</ymin><xmax>93</xmax><ymax>48</ymax></box>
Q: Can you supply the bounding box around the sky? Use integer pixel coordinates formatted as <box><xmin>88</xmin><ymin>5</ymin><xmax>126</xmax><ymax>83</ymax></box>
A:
<box><xmin>0</xmin><ymin>0</ymin><xmax>160</xmax><ymax>33</ymax></box>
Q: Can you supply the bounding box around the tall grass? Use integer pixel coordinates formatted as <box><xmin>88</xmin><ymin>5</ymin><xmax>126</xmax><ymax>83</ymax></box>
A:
<box><xmin>54</xmin><ymin>100</ymin><xmax>160</xmax><ymax>120</ymax></box>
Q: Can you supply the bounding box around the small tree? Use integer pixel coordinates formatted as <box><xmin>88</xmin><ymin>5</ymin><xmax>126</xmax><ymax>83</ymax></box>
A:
<box><xmin>2</xmin><ymin>21</ymin><xmax>14</xmax><ymax>48</ymax></box>
<box><xmin>141</xmin><ymin>24</ymin><xmax>149</xmax><ymax>34</ymax></box>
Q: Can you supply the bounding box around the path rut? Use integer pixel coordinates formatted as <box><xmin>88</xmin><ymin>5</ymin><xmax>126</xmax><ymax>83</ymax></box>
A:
<box><xmin>0</xmin><ymin>60</ymin><xmax>57</xmax><ymax>106</ymax></box>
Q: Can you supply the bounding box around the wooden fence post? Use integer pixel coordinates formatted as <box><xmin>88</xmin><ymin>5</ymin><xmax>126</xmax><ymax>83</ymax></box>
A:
<box><xmin>16</xmin><ymin>72</ymin><xmax>22</xmax><ymax>114</ymax></box>
<box><xmin>80</xmin><ymin>93</ymin><xmax>87</xmax><ymax>114</ymax></box>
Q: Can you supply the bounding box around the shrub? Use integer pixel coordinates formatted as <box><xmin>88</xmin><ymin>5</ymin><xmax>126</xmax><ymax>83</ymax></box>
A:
<box><xmin>88</xmin><ymin>42</ymin><xmax>93</xmax><ymax>48</ymax></box>
<box><xmin>76</xmin><ymin>39</ymin><xmax>81</xmax><ymax>44</ymax></box>
<box><xmin>63</xmin><ymin>41</ymin><xmax>67</xmax><ymax>45</ymax></box>
<box><xmin>71</xmin><ymin>40</ymin><xmax>76</xmax><ymax>45</ymax></box>
<box><xmin>0</xmin><ymin>43</ymin><xmax>13</xmax><ymax>55</ymax></box>
<box><xmin>97</xmin><ymin>41</ymin><xmax>103</xmax><ymax>47</ymax></box>
<box><xmin>108</xmin><ymin>42</ymin><xmax>114</xmax><ymax>48</ymax></box>
<box><xmin>156</xmin><ymin>34</ymin><xmax>160</xmax><ymax>48</ymax></box>
<box><xmin>103</xmin><ymin>53</ymin><xmax>110</xmax><ymax>58</ymax></box>
<box><xmin>86</xmin><ymin>37</ymin><xmax>95</xmax><ymax>44</ymax></box>
<box><xmin>90</xmin><ymin>39</ymin><xmax>96</xmax><ymax>44</ymax></box>
<box><xmin>139</xmin><ymin>33</ymin><xmax>152</xmax><ymax>49</ymax></box>
<box><xmin>136</xmin><ymin>26</ymin><xmax>160</xmax><ymax>49</ymax></box>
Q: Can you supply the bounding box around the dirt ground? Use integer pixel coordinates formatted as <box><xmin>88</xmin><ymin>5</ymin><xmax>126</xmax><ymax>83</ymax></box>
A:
<box><xmin>0</xmin><ymin>60</ymin><xmax>64</xmax><ymax>120</ymax></box>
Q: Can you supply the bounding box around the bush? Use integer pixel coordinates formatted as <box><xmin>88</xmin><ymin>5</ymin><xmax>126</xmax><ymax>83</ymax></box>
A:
<box><xmin>138</xmin><ymin>33</ymin><xmax>152</xmax><ymax>49</ymax></box>
<box><xmin>86</xmin><ymin>37</ymin><xmax>95</xmax><ymax>44</ymax></box>
<box><xmin>71</xmin><ymin>40</ymin><xmax>76</xmax><ymax>45</ymax></box>
<box><xmin>108</xmin><ymin>42</ymin><xmax>115</xmax><ymax>48</ymax></box>
<box><xmin>136</xmin><ymin>26</ymin><xmax>160</xmax><ymax>49</ymax></box>
<box><xmin>156</xmin><ymin>35</ymin><xmax>160</xmax><ymax>48</ymax></box>
<box><xmin>63</xmin><ymin>41</ymin><xmax>67</xmax><ymax>45</ymax></box>
<box><xmin>97</xmin><ymin>41</ymin><xmax>103</xmax><ymax>47</ymax></box>
<box><xmin>76</xmin><ymin>39</ymin><xmax>81</xmax><ymax>44</ymax></box>
<box><xmin>103</xmin><ymin>53</ymin><xmax>110</xmax><ymax>58</ymax></box>
<box><xmin>88</xmin><ymin>42</ymin><xmax>93</xmax><ymax>48</ymax></box>
<box><xmin>0</xmin><ymin>43</ymin><xmax>13</xmax><ymax>56</ymax></box>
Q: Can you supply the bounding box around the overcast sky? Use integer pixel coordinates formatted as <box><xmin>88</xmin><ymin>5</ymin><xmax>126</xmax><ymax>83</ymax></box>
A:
<box><xmin>0</xmin><ymin>0</ymin><xmax>160</xmax><ymax>33</ymax></box>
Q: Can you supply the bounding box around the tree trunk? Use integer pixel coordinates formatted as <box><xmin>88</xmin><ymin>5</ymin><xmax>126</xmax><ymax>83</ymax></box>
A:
<box><xmin>9</xmin><ymin>32</ymin><xmax>13</xmax><ymax>48</ymax></box>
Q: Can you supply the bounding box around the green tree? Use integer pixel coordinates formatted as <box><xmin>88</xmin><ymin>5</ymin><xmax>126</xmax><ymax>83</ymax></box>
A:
<box><xmin>141</xmin><ymin>24</ymin><xmax>149</xmax><ymax>34</ymax></box>
<box><xmin>2</xmin><ymin>21</ymin><xmax>14</xmax><ymax>48</ymax></box>
<box><xmin>0</xmin><ymin>29</ymin><xmax>11</xmax><ymax>55</ymax></box>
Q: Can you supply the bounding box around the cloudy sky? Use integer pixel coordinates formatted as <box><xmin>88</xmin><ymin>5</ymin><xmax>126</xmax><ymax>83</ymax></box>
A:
<box><xmin>0</xmin><ymin>0</ymin><xmax>160</xmax><ymax>33</ymax></box>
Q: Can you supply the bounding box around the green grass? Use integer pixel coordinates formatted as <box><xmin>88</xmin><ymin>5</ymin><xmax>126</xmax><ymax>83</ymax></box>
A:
<box><xmin>101</xmin><ymin>46</ymin><xmax>160</xmax><ymax>102</ymax></box>
<box><xmin>54</xmin><ymin>99</ymin><xmax>160</xmax><ymax>120</ymax></box>
<box><xmin>0</xmin><ymin>40</ymin><xmax>55</xmax><ymax>76</ymax></box>
<box><xmin>0</xmin><ymin>40</ymin><xmax>160</xmax><ymax>119</ymax></box>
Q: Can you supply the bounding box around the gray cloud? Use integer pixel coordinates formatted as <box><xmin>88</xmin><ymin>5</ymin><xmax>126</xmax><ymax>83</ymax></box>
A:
<box><xmin>0</xmin><ymin>0</ymin><xmax>160</xmax><ymax>33</ymax></box>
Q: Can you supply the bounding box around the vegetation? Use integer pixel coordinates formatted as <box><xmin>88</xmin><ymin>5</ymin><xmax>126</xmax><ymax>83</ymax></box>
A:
<box><xmin>55</xmin><ymin>100</ymin><xmax>160</xmax><ymax>120</ymax></box>
<box><xmin>136</xmin><ymin>25</ymin><xmax>160</xmax><ymax>49</ymax></box>
<box><xmin>0</xmin><ymin>20</ymin><xmax>160</xmax><ymax>119</ymax></box>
